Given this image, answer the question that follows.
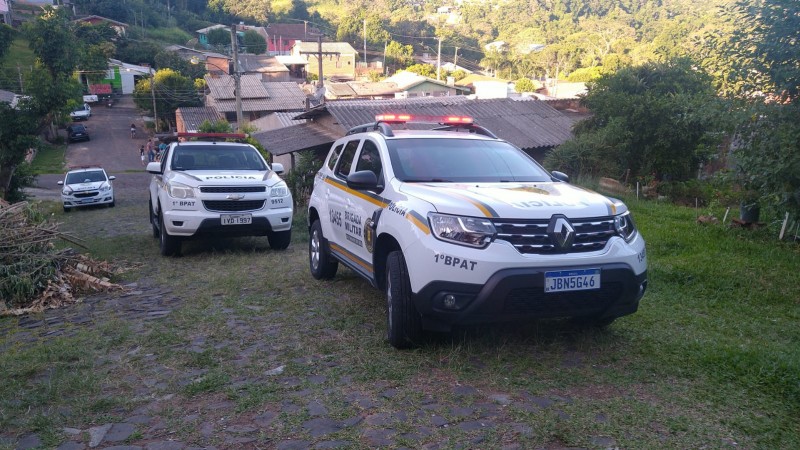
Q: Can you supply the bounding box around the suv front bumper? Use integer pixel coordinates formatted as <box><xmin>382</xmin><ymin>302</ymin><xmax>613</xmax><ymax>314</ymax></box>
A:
<box><xmin>413</xmin><ymin>264</ymin><xmax>647</xmax><ymax>332</ymax></box>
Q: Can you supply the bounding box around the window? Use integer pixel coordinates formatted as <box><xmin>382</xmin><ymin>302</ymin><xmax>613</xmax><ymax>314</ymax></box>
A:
<box><xmin>355</xmin><ymin>140</ymin><xmax>383</xmax><ymax>185</ymax></box>
<box><xmin>327</xmin><ymin>144</ymin><xmax>344</xmax><ymax>171</ymax></box>
<box><xmin>334</xmin><ymin>140</ymin><xmax>360</xmax><ymax>179</ymax></box>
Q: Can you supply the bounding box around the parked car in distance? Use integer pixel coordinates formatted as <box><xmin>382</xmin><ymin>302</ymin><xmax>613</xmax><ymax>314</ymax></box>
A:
<box><xmin>69</xmin><ymin>103</ymin><xmax>91</xmax><ymax>120</ymax></box>
<box><xmin>58</xmin><ymin>166</ymin><xmax>115</xmax><ymax>212</ymax></box>
<box><xmin>66</xmin><ymin>124</ymin><xmax>90</xmax><ymax>142</ymax></box>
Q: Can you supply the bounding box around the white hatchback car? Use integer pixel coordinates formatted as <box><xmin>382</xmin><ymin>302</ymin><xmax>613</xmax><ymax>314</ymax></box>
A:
<box><xmin>58</xmin><ymin>167</ymin><xmax>115</xmax><ymax>212</ymax></box>
<box><xmin>69</xmin><ymin>103</ymin><xmax>91</xmax><ymax>121</ymax></box>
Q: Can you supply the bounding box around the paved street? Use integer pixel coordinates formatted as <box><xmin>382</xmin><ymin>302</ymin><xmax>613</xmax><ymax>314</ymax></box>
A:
<box><xmin>28</xmin><ymin>95</ymin><xmax>152</xmax><ymax>202</ymax></box>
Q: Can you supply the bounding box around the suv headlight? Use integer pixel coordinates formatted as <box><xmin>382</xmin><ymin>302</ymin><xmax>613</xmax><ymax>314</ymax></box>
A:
<box><xmin>99</xmin><ymin>182</ymin><xmax>111</xmax><ymax>192</ymax></box>
<box><xmin>167</xmin><ymin>181</ymin><xmax>195</xmax><ymax>199</ymax></box>
<box><xmin>614</xmin><ymin>211</ymin><xmax>638</xmax><ymax>242</ymax></box>
<box><xmin>270</xmin><ymin>183</ymin><xmax>289</xmax><ymax>197</ymax></box>
<box><xmin>429</xmin><ymin>213</ymin><xmax>496</xmax><ymax>248</ymax></box>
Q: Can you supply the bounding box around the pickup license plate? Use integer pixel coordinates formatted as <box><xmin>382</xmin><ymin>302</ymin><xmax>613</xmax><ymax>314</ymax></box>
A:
<box><xmin>545</xmin><ymin>269</ymin><xmax>600</xmax><ymax>293</ymax></box>
<box><xmin>221</xmin><ymin>214</ymin><xmax>252</xmax><ymax>225</ymax></box>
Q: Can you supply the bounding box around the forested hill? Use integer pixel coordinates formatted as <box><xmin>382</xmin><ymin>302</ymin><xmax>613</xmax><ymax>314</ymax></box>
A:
<box><xmin>72</xmin><ymin>0</ymin><xmax>733</xmax><ymax>80</ymax></box>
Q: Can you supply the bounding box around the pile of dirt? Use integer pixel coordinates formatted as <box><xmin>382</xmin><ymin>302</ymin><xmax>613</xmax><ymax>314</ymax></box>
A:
<box><xmin>0</xmin><ymin>200</ymin><xmax>123</xmax><ymax>316</ymax></box>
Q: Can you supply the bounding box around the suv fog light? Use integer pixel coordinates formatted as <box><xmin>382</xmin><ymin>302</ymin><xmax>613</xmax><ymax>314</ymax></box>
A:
<box><xmin>435</xmin><ymin>292</ymin><xmax>474</xmax><ymax>311</ymax></box>
<box><xmin>443</xmin><ymin>294</ymin><xmax>457</xmax><ymax>309</ymax></box>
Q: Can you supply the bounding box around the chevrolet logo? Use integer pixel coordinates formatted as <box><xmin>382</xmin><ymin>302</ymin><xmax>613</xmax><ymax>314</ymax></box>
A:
<box><xmin>226</xmin><ymin>194</ymin><xmax>245</xmax><ymax>200</ymax></box>
<box><xmin>548</xmin><ymin>215</ymin><xmax>575</xmax><ymax>249</ymax></box>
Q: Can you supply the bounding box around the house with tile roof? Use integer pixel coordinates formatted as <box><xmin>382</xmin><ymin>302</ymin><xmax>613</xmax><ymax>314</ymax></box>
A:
<box><xmin>383</xmin><ymin>71</ymin><xmax>470</xmax><ymax>98</ymax></box>
<box><xmin>175</xmin><ymin>107</ymin><xmax>223</xmax><ymax>133</ymax></box>
<box><xmin>266</xmin><ymin>23</ymin><xmax>319</xmax><ymax>56</ymax></box>
<box><xmin>203</xmin><ymin>74</ymin><xmax>307</xmax><ymax>126</ymax></box>
<box><xmin>252</xmin><ymin>96</ymin><xmax>577</xmax><ymax>171</ymax></box>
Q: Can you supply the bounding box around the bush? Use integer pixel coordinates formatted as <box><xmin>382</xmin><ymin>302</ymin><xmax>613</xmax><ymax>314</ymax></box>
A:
<box><xmin>285</xmin><ymin>151</ymin><xmax>324</xmax><ymax>207</ymax></box>
<box><xmin>147</xmin><ymin>27</ymin><xmax>193</xmax><ymax>45</ymax></box>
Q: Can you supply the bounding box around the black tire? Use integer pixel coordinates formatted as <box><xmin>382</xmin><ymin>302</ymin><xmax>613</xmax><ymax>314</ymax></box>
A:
<box><xmin>63</xmin><ymin>206</ymin><xmax>70</xmax><ymax>213</ymax></box>
<box><xmin>386</xmin><ymin>251</ymin><xmax>422</xmax><ymax>349</ymax></box>
<box><xmin>159</xmin><ymin>210</ymin><xmax>181</xmax><ymax>256</ymax></box>
<box><xmin>309</xmin><ymin>220</ymin><xmax>338</xmax><ymax>279</ymax></box>
<box><xmin>149</xmin><ymin>200</ymin><xmax>158</xmax><ymax>238</ymax></box>
<box><xmin>268</xmin><ymin>229</ymin><xmax>292</xmax><ymax>250</ymax></box>
<box><xmin>108</xmin><ymin>198</ymin><xmax>115</xmax><ymax>208</ymax></box>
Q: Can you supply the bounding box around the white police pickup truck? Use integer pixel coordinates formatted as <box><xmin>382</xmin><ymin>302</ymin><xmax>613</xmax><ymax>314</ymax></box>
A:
<box><xmin>147</xmin><ymin>133</ymin><xmax>293</xmax><ymax>256</ymax></box>
<box><xmin>307</xmin><ymin>114</ymin><xmax>647</xmax><ymax>348</ymax></box>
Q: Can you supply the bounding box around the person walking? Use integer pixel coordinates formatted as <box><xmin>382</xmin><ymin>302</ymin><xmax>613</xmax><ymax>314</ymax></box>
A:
<box><xmin>146</xmin><ymin>139</ymin><xmax>154</xmax><ymax>162</ymax></box>
<box><xmin>130</xmin><ymin>123</ymin><xmax>137</xmax><ymax>139</ymax></box>
<box><xmin>139</xmin><ymin>145</ymin><xmax>146</xmax><ymax>166</ymax></box>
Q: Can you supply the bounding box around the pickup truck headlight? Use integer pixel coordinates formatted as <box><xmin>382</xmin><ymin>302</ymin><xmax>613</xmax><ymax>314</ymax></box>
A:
<box><xmin>62</xmin><ymin>187</ymin><xmax>73</xmax><ymax>195</ymax></box>
<box><xmin>270</xmin><ymin>183</ymin><xmax>289</xmax><ymax>197</ymax></box>
<box><xmin>614</xmin><ymin>211</ymin><xmax>638</xmax><ymax>242</ymax></box>
<box><xmin>99</xmin><ymin>182</ymin><xmax>111</xmax><ymax>192</ymax></box>
<box><xmin>429</xmin><ymin>213</ymin><xmax>496</xmax><ymax>248</ymax></box>
<box><xmin>167</xmin><ymin>181</ymin><xmax>195</xmax><ymax>199</ymax></box>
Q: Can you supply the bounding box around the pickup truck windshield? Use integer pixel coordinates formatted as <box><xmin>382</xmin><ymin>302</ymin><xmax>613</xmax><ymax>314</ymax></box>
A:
<box><xmin>170</xmin><ymin>145</ymin><xmax>267</xmax><ymax>171</ymax></box>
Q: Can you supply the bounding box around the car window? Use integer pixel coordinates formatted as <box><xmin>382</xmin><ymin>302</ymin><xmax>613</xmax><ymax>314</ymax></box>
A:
<box><xmin>355</xmin><ymin>139</ymin><xmax>383</xmax><ymax>185</ymax></box>
<box><xmin>334</xmin><ymin>140</ymin><xmax>360</xmax><ymax>179</ymax></box>
<box><xmin>387</xmin><ymin>138</ymin><xmax>552</xmax><ymax>182</ymax></box>
<box><xmin>327</xmin><ymin>144</ymin><xmax>344</xmax><ymax>171</ymax></box>
<box><xmin>170</xmin><ymin>145</ymin><xmax>266</xmax><ymax>171</ymax></box>
<box><xmin>66</xmin><ymin>170</ymin><xmax>106</xmax><ymax>184</ymax></box>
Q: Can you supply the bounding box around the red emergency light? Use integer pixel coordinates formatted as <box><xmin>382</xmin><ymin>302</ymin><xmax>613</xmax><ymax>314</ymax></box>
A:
<box><xmin>375</xmin><ymin>114</ymin><xmax>475</xmax><ymax>125</ymax></box>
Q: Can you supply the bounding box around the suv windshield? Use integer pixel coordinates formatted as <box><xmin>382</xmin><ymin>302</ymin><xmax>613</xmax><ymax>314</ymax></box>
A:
<box><xmin>66</xmin><ymin>170</ymin><xmax>105</xmax><ymax>184</ymax></box>
<box><xmin>387</xmin><ymin>138</ymin><xmax>552</xmax><ymax>183</ymax></box>
<box><xmin>170</xmin><ymin>145</ymin><xmax>267</xmax><ymax>171</ymax></box>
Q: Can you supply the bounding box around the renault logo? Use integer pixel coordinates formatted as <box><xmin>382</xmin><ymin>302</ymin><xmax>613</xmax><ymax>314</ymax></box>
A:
<box><xmin>548</xmin><ymin>215</ymin><xmax>575</xmax><ymax>249</ymax></box>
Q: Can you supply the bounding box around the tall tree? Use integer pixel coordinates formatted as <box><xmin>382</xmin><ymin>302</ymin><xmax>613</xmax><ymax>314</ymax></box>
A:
<box><xmin>133</xmin><ymin>68</ymin><xmax>202</xmax><ymax>129</ymax></box>
<box><xmin>0</xmin><ymin>102</ymin><xmax>39</xmax><ymax>200</ymax></box>
<box><xmin>241</xmin><ymin>29</ymin><xmax>266</xmax><ymax>54</ymax></box>
<box><xmin>0</xmin><ymin>24</ymin><xmax>14</xmax><ymax>61</ymax></box>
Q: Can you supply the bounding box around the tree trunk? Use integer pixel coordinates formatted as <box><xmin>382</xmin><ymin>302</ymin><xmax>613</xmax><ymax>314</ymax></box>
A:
<box><xmin>0</xmin><ymin>164</ymin><xmax>16</xmax><ymax>200</ymax></box>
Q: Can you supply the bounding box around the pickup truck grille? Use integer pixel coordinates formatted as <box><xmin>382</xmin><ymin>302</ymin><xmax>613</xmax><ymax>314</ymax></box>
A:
<box><xmin>200</xmin><ymin>186</ymin><xmax>266</xmax><ymax>193</ymax></box>
<box><xmin>203</xmin><ymin>200</ymin><xmax>265</xmax><ymax>212</ymax></box>
<box><xmin>493</xmin><ymin>217</ymin><xmax>616</xmax><ymax>254</ymax></box>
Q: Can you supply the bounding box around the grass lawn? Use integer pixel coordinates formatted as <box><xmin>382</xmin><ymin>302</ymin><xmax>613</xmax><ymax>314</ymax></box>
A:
<box><xmin>29</xmin><ymin>143</ymin><xmax>66</xmax><ymax>175</ymax></box>
<box><xmin>0</xmin><ymin>197</ymin><xmax>797</xmax><ymax>448</ymax></box>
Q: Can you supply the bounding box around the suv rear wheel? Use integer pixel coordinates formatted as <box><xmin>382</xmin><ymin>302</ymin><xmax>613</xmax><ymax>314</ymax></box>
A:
<box><xmin>309</xmin><ymin>220</ymin><xmax>338</xmax><ymax>279</ymax></box>
<box><xmin>386</xmin><ymin>251</ymin><xmax>422</xmax><ymax>349</ymax></box>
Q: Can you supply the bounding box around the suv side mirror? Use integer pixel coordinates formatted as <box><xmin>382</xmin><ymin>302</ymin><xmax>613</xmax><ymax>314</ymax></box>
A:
<box><xmin>271</xmin><ymin>162</ymin><xmax>285</xmax><ymax>174</ymax></box>
<box><xmin>146</xmin><ymin>161</ymin><xmax>163</xmax><ymax>174</ymax></box>
<box><xmin>347</xmin><ymin>170</ymin><xmax>379</xmax><ymax>191</ymax></box>
<box><xmin>551</xmin><ymin>171</ymin><xmax>570</xmax><ymax>183</ymax></box>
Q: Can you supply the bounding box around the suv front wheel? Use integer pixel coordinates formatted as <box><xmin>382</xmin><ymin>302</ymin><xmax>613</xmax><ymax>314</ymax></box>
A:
<box><xmin>159</xmin><ymin>209</ymin><xmax>181</xmax><ymax>256</ymax></box>
<box><xmin>386</xmin><ymin>251</ymin><xmax>422</xmax><ymax>349</ymax></box>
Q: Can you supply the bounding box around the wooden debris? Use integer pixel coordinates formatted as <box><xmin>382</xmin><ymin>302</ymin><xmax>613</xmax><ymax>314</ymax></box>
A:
<box><xmin>1</xmin><ymin>201</ymin><xmax>124</xmax><ymax>316</ymax></box>
<box><xmin>697</xmin><ymin>215</ymin><xmax>719</xmax><ymax>225</ymax></box>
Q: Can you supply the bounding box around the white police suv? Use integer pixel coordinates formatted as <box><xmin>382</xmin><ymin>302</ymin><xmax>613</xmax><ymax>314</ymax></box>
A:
<box><xmin>58</xmin><ymin>166</ymin><xmax>115</xmax><ymax>212</ymax></box>
<box><xmin>147</xmin><ymin>133</ymin><xmax>293</xmax><ymax>256</ymax></box>
<box><xmin>307</xmin><ymin>114</ymin><xmax>647</xmax><ymax>348</ymax></box>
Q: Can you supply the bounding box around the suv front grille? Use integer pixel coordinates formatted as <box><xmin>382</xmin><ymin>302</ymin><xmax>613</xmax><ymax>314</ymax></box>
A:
<box><xmin>200</xmin><ymin>186</ymin><xmax>266</xmax><ymax>193</ymax></box>
<box><xmin>203</xmin><ymin>200</ymin><xmax>265</xmax><ymax>212</ymax></box>
<box><xmin>503</xmin><ymin>282</ymin><xmax>623</xmax><ymax>316</ymax></box>
<box><xmin>493</xmin><ymin>217</ymin><xmax>616</xmax><ymax>254</ymax></box>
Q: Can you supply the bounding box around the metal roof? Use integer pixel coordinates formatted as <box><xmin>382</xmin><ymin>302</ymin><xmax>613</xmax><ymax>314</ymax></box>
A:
<box><xmin>266</xmin><ymin>23</ymin><xmax>319</xmax><ymax>40</ymax></box>
<box><xmin>208</xmin><ymin>82</ymin><xmax>306</xmax><ymax>113</ymax></box>
<box><xmin>252</xmin><ymin>123</ymin><xmax>340</xmax><ymax>156</ymax></box>
<box><xmin>293</xmin><ymin>42</ymin><xmax>358</xmax><ymax>55</ymax></box>
<box><xmin>237</xmin><ymin>55</ymin><xmax>289</xmax><ymax>74</ymax></box>
<box><xmin>248</xmin><ymin>112</ymin><xmax>307</xmax><ymax>131</ymax></box>
<box><xmin>205</xmin><ymin>74</ymin><xmax>268</xmax><ymax>100</ymax></box>
<box><xmin>176</xmin><ymin>107</ymin><xmax>222</xmax><ymax>130</ymax></box>
<box><xmin>264</xmin><ymin>97</ymin><xmax>575</xmax><ymax>155</ymax></box>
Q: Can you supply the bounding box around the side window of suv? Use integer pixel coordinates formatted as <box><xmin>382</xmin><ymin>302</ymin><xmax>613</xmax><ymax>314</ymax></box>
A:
<box><xmin>355</xmin><ymin>139</ymin><xmax>383</xmax><ymax>185</ymax></box>
<box><xmin>334</xmin><ymin>139</ymin><xmax>360</xmax><ymax>179</ymax></box>
<box><xmin>327</xmin><ymin>144</ymin><xmax>344</xmax><ymax>171</ymax></box>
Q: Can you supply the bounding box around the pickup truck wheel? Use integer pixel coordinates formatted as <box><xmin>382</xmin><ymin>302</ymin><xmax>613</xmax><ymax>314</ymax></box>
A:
<box><xmin>149</xmin><ymin>200</ymin><xmax>158</xmax><ymax>238</ymax></box>
<box><xmin>386</xmin><ymin>251</ymin><xmax>422</xmax><ymax>349</ymax></box>
<box><xmin>309</xmin><ymin>220</ymin><xmax>338</xmax><ymax>279</ymax></box>
<box><xmin>159</xmin><ymin>211</ymin><xmax>181</xmax><ymax>256</ymax></box>
<box><xmin>268</xmin><ymin>229</ymin><xmax>291</xmax><ymax>250</ymax></box>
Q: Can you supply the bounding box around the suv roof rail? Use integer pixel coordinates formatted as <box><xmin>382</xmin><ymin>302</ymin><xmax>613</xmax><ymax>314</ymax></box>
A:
<box><xmin>173</xmin><ymin>132</ymin><xmax>249</xmax><ymax>143</ymax></box>
<box><xmin>431</xmin><ymin>124</ymin><xmax>498</xmax><ymax>139</ymax></box>
<box><xmin>346</xmin><ymin>122</ymin><xmax>395</xmax><ymax>137</ymax></box>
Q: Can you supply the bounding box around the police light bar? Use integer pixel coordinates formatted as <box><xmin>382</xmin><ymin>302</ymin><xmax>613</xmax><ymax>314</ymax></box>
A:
<box><xmin>375</xmin><ymin>114</ymin><xmax>474</xmax><ymax>125</ymax></box>
<box><xmin>176</xmin><ymin>132</ymin><xmax>248</xmax><ymax>139</ymax></box>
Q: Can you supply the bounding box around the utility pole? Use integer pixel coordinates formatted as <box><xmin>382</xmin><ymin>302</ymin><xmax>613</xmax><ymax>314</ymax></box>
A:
<box><xmin>383</xmin><ymin>41</ymin><xmax>387</xmax><ymax>75</ymax></box>
<box><xmin>150</xmin><ymin>69</ymin><xmax>158</xmax><ymax>132</ymax></box>
<box><xmin>436</xmin><ymin>36</ymin><xmax>442</xmax><ymax>81</ymax></box>
<box><xmin>231</xmin><ymin>24</ymin><xmax>244</xmax><ymax>130</ymax></box>
<box><xmin>299</xmin><ymin>34</ymin><xmax>341</xmax><ymax>86</ymax></box>
<box><xmin>454</xmin><ymin>47</ymin><xmax>459</xmax><ymax>69</ymax></box>
<box><xmin>363</xmin><ymin>18</ymin><xmax>367</xmax><ymax>67</ymax></box>
<box><xmin>17</xmin><ymin>64</ymin><xmax>23</xmax><ymax>93</ymax></box>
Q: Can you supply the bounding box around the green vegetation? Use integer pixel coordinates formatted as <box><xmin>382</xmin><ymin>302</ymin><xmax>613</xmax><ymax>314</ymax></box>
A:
<box><xmin>241</xmin><ymin>29</ymin><xmax>267</xmax><ymax>54</ymax></box>
<box><xmin>28</xmin><ymin>144</ymin><xmax>65</xmax><ymax>175</ymax></box>
<box><xmin>0</xmin><ymin>197</ymin><xmax>797</xmax><ymax>447</ymax></box>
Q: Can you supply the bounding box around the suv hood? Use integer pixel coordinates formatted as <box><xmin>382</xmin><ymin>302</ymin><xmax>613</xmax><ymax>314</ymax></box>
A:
<box><xmin>165</xmin><ymin>170</ymin><xmax>282</xmax><ymax>187</ymax></box>
<box><xmin>399</xmin><ymin>182</ymin><xmax>625</xmax><ymax>218</ymax></box>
